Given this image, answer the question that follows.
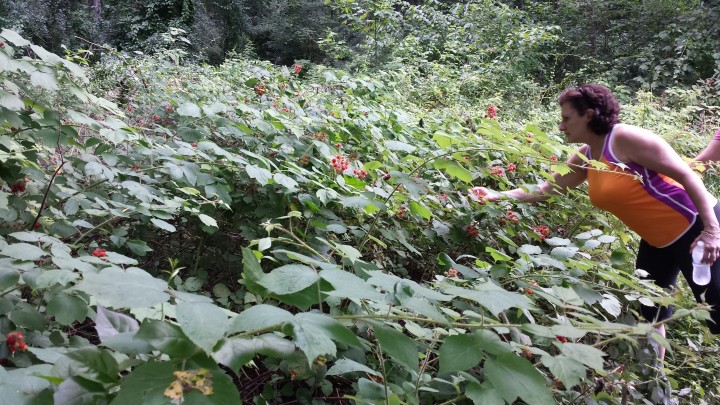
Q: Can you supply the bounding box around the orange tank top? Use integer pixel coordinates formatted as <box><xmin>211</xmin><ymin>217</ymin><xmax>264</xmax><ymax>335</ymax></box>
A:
<box><xmin>585</xmin><ymin>127</ymin><xmax>696</xmax><ymax>247</ymax></box>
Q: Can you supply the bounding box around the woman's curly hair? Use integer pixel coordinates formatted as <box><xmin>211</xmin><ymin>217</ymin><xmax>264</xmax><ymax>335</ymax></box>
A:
<box><xmin>559</xmin><ymin>84</ymin><xmax>620</xmax><ymax>135</ymax></box>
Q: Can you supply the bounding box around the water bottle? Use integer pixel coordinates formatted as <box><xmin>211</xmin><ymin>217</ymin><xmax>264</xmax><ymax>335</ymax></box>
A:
<box><xmin>692</xmin><ymin>240</ymin><xmax>712</xmax><ymax>286</ymax></box>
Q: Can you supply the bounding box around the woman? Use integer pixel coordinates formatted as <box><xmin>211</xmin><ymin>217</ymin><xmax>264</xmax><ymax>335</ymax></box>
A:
<box><xmin>694</xmin><ymin>129</ymin><xmax>720</xmax><ymax>163</ymax></box>
<box><xmin>471</xmin><ymin>84</ymin><xmax>720</xmax><ymax>358</ymax></box>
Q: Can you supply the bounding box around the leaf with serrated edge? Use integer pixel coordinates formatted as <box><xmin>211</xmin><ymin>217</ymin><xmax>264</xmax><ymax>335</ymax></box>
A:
<box><xmin>373</xmin><ymin>324</ymin><xmax>419</xmax><ymax>372</ymax></box>
<box><xmin>327</xmin><ymin>359</ymin><xmax>381</xmax><ymax>377</ymax></box>
<box><xmin>485</xmin><ymin>353</ymin><xmax>554</xmax><ymax>405</ymax></box>
<box><xmin>540</xmin><ymin>354</ymin><xmax>585</xmax><ymax>389</ymax></box>
<box><xmin>258</xmin><ymin>264</ymin><xmax>319</xmax><ymax>295</ymax></box>
<box><xmin>75</xmin><ymin>267</ymin><xmax>169</xmax><ymax>308</ymax></box>
<box><xmin>438</xmin><ymin>334</ymin><xmax>485</xmax><ymax>374</ymax></box>
<box><xmin>559</xmin><ymin>343</ymin><xmax>606</xmax><ymax>371</ymax></box>
<box><xmin>227</xmin><ymin>304</ymin><xmax>293</xmax><ymax>334</ymax></box>
<box><xmin>176</xmin><ymin>302</ymin><xmax>229</xmax><ymax>354</ymax></box>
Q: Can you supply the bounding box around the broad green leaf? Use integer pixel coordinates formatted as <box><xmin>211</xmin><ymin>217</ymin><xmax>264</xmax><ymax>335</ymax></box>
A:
<box><xmin>258</xmin><ymin>264</ymin><xmax>319</xmax><ymax>295</ymax></box>
<box><xmin>465</xmin><ymin>381</ymin><xmax>504</xmax><ymax>405</ymax></box>
<box><xmin>517</xmin><ymin>244</ymin><xmax>542</xmax><ymax>255</ymax></box>
<box><xmin>9</xmin><ymin>308</ymin><xmax>48</xmax><ymax>330</ymax></box>
<box><xmin>176</xmin><ymin>302</ymin><xmax>229</xmax><ymax>354</ymax></box>
<box><xmin>320</xmin><ymin>268</ymin><xmax>385</xmax><ymax>301</ymax></box>
<box><xmin>0</xmin><ymin>365</ymin><xmax>53</xmax><ymax>404</ymax></box>
<box><xmin>443</xmin><ymin>283</ymin><xmax>534</xmax><ymax>317</ymax></box>
<box><xmin>177</xmin><ymin>102</ymin><xmax>202</xmax><ymax>117</ymax></box>
<box><xmin>1</xmin><ymin>243</ymin><xmax>46</xmax><ymax>260</ymax></box>
<box><xmin>136</xmin><ymin>319</ymin><xmax>197</xmax><ymax>358</ymax></box>
<box><xmin>485</xmin><ymin>353</ymin><xmax>554</xmax><ymax>405</ymax></box>
<box><xmin>31</xmin><ymin>71</ymin><xmax>59</xmax><ymax>91</ymax></box>
<box><xmin>0</xmin><ymin>267</ymin><xmax>20</xmax><ymax>291</ymax></box>
<box><xmin>241</xmin><ymin>247</ymin><xmax>268</xmax><ymax>296</ymax></box>
<box><xmin>273</xmin><ymin>172</ymin><xmax>298</xmax><ymax>190</ymax></box>
<box><xmin>75</xmin><ymin>267</ymin><xmax>169</xmax><ymax>308</ymax></box>
<box><xmin>385</xmin><ymin>140</ymin><xmax>416</xmax><ymax>152</ymax></box>
<box><xmin>198</xmin><ymin>214</ymin><xmax>218</xmax><ymax>228</ymax></box>
<box><xmin>1</xmin><ymin>28</ymin><xmax>31</xmax><ymax>46</ymax></box>
<box><xmin>227</xmin><ymin>304</ymin><xmax>293</xmax><ymax>334</ymax></box>
<box><xmin>59</xmin><ymin>347</ymin><xmax>120</xmax><ymax>384</ymax></box>
<box><xmin>485</xmin><ymin>246</ymin><xmax>511</xmax><ymax>262</ymax></box>
<box><xmin>150</xmin><ymin>218</ymin><xmax>176</xmax><ymax>233</ymax></box>
<box><xmin>559</xmin><ymin>343</ymin><xmax>606</xmax><ymax>371</ymax></box>
<box><xmin>54</xmin><ymin>377</ymin><xmax>108</xmax><ymax>405</ymax></box>
<box><xmin>95</xmin><ymin>306</ymin><xmax>139</xmax><ymax>340</ymax></box>
<box><xmin>294</xmin><ymin>312</ymin><xmax>360</xmax><ymax>347</ymax></box>
<box><xmin>373</xmin><ymin>323</ymin><xmax>419</xmax><ymax>372</ymax></box>
<box><xmin>288</xmin><ymin>318</ymin><xmax>338</xmax><ymax>365</ymax></box>
<box><xmin>540</xmin><ymin>354</ymin><xmax>585</xmax><ymax>389</ymax></box>
<box><xmin>327</xmin><ymin>358</ymin><xmax>381</xmax><ymax>377</ymax></box>
<box><xmin>214</xmin><ymin>334</ymin><xmax>295</xmax><ymax>373</ymax></box>
<box><xmin>438</xmin><ymin>334</ymin><xmax>485</xmax><ymax>374</ymax></box>
<box><xmin>47</xmin><ymin>293</ymin><xmax>88</xmax><ymax>325</ymax></box>
<box><xmin>246</xmin><ymin>164</ymin><xmax>272</xmax><ymax>185</ymax></box>
<box><xmin>408</xmin><ymin>201</ymin><xmax>432</xmax><ymax>219</ymax></box>
<box><xmin>0</xmin><ymin>92</ymin><xmax>24</xmax><ymax>110</ymax></box>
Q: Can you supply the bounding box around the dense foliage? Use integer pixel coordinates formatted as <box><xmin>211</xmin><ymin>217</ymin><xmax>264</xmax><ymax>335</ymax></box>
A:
<box><xmin>2</xmin><ymin>21</ymin><xmax>720</xmax><ymax>405</ymax></box>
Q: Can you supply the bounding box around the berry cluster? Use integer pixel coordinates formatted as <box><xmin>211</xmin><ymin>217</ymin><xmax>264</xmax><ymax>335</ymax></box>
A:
<box><xmin>92</xmin><ymin>248</ymin><xmax>107</xmax><ymax>257</ymax></box>
<box><xmin>0</xmin><ymin>42</ymin><xmax>5</xmax><ymax>47</ymax></box>
<box><xmin>437</xmin><ymin>193</ymin><xmax>449</xmax><ymax>204</ymax></box>
<box><xmin>313</xmin><ymin>132</ymin><xmax>328</xmax><ymax>142</ymax></box>
<box><xmin>6</xmin><ymin>331</ymin><xmax>27</xmax><ymax>353</ymax></box>
<box><xmin>353</xmin><ymin>169</ymin><xmax>368</xmax><ymax>179</ymax></box>
<box><xmin>254</xmin><ymin>83</ymin><xmax>267</xmax><ymax>96</ymax></box>
<box><xmin>465</xmin><ymin>224</ymin><xmax>479</xmax><ymax>238</ymax></box>
<box><xmin>532</xmin><ymin>225</ymin><xmax>551</xmax><ymax>240</ymax></box>
<box><xmin>555</xmin><ymin>335</ymin><xmax>568</xmax><ymax>343</ymax></box>
<box><xmin>298</xmin><ymin>155</ymin><xmax>310</xmax><ymax>166</ymax></box>
<box><xmin>293</xmin><ymin>64</ymin><xmax>302</xmax><ymax>74</ymax></box>
<box><xmin>499</xmin><ymin>211</ymin><xmax>519</xmax><ymax>225</ymax></box>
<box><xmin>396</xmin><ymin>206</ymin><xmax>408</xmax><ymax>219</ymax></box>
<box><xmin>329</xmin><ymin>155</ymin><xmax>349</xmax><ymax>173</ymax></box>
<box><xmin>10</xmin><ymin>181</ymin><xmax>26</xmax><ymax>193</ymax></box>
<box><xmin>550</xmin><ymin>155</ymin><xmax>558</xmax><ymax>162</ymax></box>
<box><xmin>443</xmin><ymin>268</ymin><xmax>459</xmax><ymax>278</ymax></box>
<box><xmin>383</xmin><ymin>172</ymin><xmax>391</xmax><ymax>181</ymax></box>
<box><xmin>506</xmin><ymin>163</ymin><xmax>517</xmax><ymax>173</ymax></box>
<box><xmin>486</xmin><ymin>105</ymin><xmax>497</xmax><ymax>119</ymax></box>
<box><xmin>490</xmin><ymin>166</ymin><xmax>504</xmax><ymax>176</ymax></box>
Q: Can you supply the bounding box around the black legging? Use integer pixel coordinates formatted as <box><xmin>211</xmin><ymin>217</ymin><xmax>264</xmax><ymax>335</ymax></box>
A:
<box><xmin>638</xmin><ymin>204</ymin><xmax>720</xmax><ymax>333</ymax></box>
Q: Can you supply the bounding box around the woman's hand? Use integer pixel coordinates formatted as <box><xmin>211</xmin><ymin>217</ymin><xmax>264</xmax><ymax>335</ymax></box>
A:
<box><xmin>692</xmin><ymin>230</ymin><xmax>720</xmax><ymax>264</ymax></box>
<box><xmin>469</xmin><ymin>187</ymin><xmax>503</xmax><ymax>203</ymax></box>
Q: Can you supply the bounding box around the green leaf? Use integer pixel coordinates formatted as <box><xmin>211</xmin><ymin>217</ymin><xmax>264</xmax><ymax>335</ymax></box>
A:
<box><xmin>54</xmin><ymin>377</ymin><xmax>108</xmax><ymax>405</ymax></box>
<box><xmin>327</xmin><ymin>358</ymin><xmax>381</xmax><ymax>377</ymax></box>
<box><xmin>0</xmin><ymin>365</ymin><xmax>53</xmax><ymax>404</ymax></box>
<box><xmin>289</xmin><ymin>318</ymin><xmax>337</xmax><ymax>365</ymax></box>
<box><xmin>1</xmin><ymin>243</ymin><xmax>46</xmax><ymax>260</ymax></box>
<box><xmin>8</xmin><ymin>308</ymin><xmax>48</xmax><ymax>330</ymax></box>
<box><xmin>198</xmin><ymin>214</ymin><xmax>218</xmax><ymax>228</ymax></box>
<box><xmin>408</xmin><ymin>201</ymin><xmax>432</xmax><ymax>219</ymax></box>
<box><xmin>227</xmin><ymin>304</ymin><xmax>294</xmax><ymax>334</ymax></box>
<box><xmin>373</xmin><ymin>323</ymin><xmax>419</xmax><ymax>372</ymax></box>
<box><xmin>443</xmin><ymin>284</ymin><xmax>534</xmax><ymax>317</ymax></box>
<box><xmin>214</xmin><ymin>334</ymin><xmax>295</xmax><ymax>373</ymax></box>
<box><xmin>438</xmin><ymin>334</ymin><xmax>485</xmax><ymax>374</ymax></box>
<box><xmin>241</xmin><ymin>247</ymin><xmax>268</xmax><ymax>296</ymax></box>
<box><xmin>485</xmin><ymin>247</ymin><xmax>511</xmax><ymax>262</ymax></box>
<box><xmin>1</xmin><ymin>28</ymin><xmax>31</xmax><ymax>46</ymax></box>
<box><xmin>465</xmin><ymin>381</ymin><xmax>504</xmax><ymax>405</ymax></box>
<box><xmin>246</xmin><ymin>164</ymin><xmax>272</xmax><ymax>185</ymax></box>
<box><xmin>294</xmin><ymin>312</ymin><xmax>360</xmax><ymax>347</ymax></box>
<box><xmin>540</xmin><ymin>354</ymin><xmax>585</xmax><ymax>389</ymax></box>
<box><xmin>75</xmin><ymin>267</ymin><xmax>169</xmax><ymax>308</ymax></box>
<box><xmin>59</xmin><ymin>347</ymin><xmax>120</xmax><ymax>384</ymax></box>
<box><xmin>0</xmin><ymin>267</ymin><xmax>20</xmax><ymax>291</ymax></box>
<box><xmin>559</xmin><ymin>343</ymin><xmax>606</xmax><ymax>371</ymax></box>
<box><xmin>434</xmin><ymin>159</ymin><xmax>472</xmax><ymax>183</ymax></box>
<box><xmin>150</xmin><ymin>218</ymin><xmax>176</xmax><ymax>233</ymax></box>
<box><xmin>136</xmin><ymin>319</ymin><xmax>197</xmax><ymax>358</ymax></box>
<box><xmin>31</xmin><ymin>71</ymin><xmax>59</xmax><ymax>91</ymax></box>
<box><xmin>46</xmin><ymin>293</ymin><xmax>88</xmax><ymax>326</ymax></box>
<box><xmin>176</xmin><ymin>302</ymin><xmax>229</xmax><ymax>354</ymax></box>
<box><xmin>319</xmin><ymin>269</ymin><xmax>385</xmax><ymax>301</ymax></box>
<box><xmin>258</xmin><ymin>264</ymin><xmax>319</xmax><ymax>295</ymax></box>
<box><xmin>385</xmin><ymin>140</ymin><xmax>416</xmax><ymax>152</ymax></box>
<box><xmin>177</xmin><ymin>102</ymin><xmax>202</xmax><ymax>117</ymax></box>
<box><xmin>485</xmin><ymin>353</ymin><xmax>554</xmax><ymax>405</ymax></box>
<box><xmin>273</xmin><ymin>172</ymin><xmax>298</xmax><ymax>190</ymax></box>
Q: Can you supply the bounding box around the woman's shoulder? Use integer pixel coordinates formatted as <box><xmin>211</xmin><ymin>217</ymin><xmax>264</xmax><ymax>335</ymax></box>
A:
<box><xmin>612</xmin><ymin>124</ymin><xmax>658</xmax><ymax>144</ymax></box>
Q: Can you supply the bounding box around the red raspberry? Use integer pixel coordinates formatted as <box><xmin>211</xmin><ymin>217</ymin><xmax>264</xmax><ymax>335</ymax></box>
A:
<box><xmin>293</xmin><ymin>64</ymin><xmax>302</xmax><ymax>74</ymax></box>
<box><xmin>486</xmin><ymin>105</ymin><xmax>497</xmax><ymax>119</ymax></box>
<box><xmin>556</xmin><ymin>336</ymin><xmax>568</xmax><ymax>343</ymax></box>
<box><xmin>550</xmin><ymin>156</ymin><xmax>558</xmax><ymax>162</ymax></box>
<box><xmin>490</xmin><ymin>166</ymin><xmax>504</xmax><ymax>176</ymax></box>
<box><xmin>254</xmin><ymin>84</ymin><xmax>267</xmax><ymax>96</ymax></box>
<box><xmin>353</xmin><ymin>169</ymin><xmax>368</xmax><ymax>179</ymax></box>
<box><xmin>465</xmin><ymin>225</ymin><xmax>479</xmax><ymax>238</ymax></box>
<box><xmin>92</xmin><ymin>248</ymin><xmax>107</xmax><ymax>257</ymax></box>
<box><xmin>532</xmin><ymin>225</ymin><xmax>551</xmax><ymax>241</ymax></box>
<box><xmin>506</xmin><ymin>163</ymin><xmax>517</xmax><ymax>172</ymax></box>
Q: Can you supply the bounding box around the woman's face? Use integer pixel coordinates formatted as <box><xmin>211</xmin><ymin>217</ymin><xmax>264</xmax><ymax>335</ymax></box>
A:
<box><xmin>558</xmin><ymin>102</ymin><xmax>591</xmax><ymax>142</ymax></box>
